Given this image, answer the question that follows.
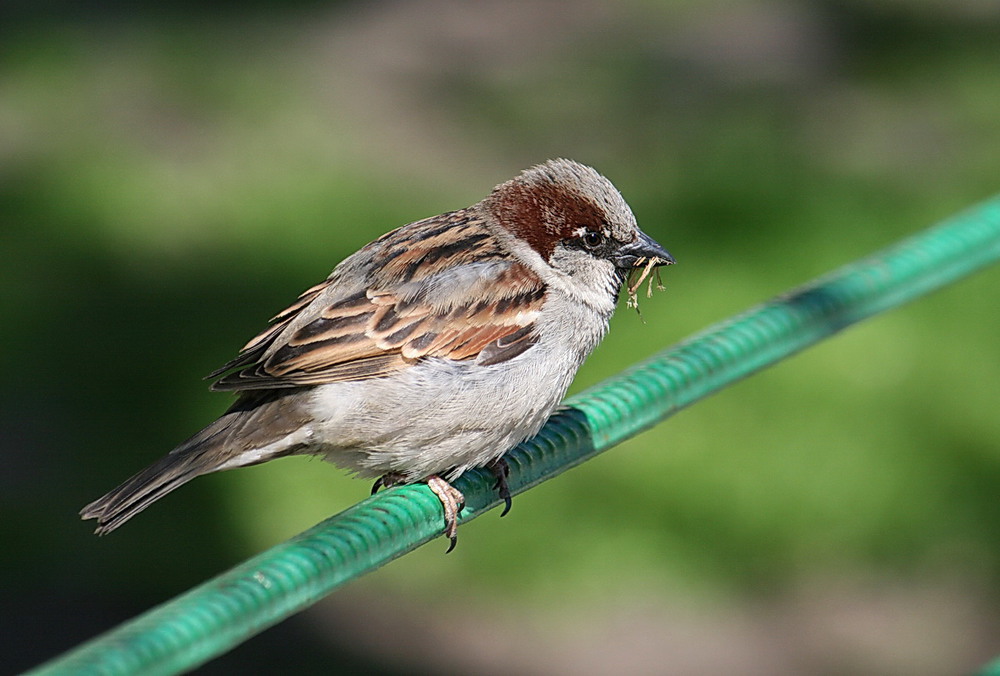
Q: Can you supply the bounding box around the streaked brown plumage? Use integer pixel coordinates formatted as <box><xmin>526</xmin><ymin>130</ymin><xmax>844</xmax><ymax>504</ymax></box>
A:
<box><xmin>81</xmin><ymin>159</ymin><xmax>674</xmax><ymax>549</ymax></box>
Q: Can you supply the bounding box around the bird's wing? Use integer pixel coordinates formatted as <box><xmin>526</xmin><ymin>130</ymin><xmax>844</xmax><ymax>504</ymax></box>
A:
<box><xmin>209</xmin><ymin>212</ymin><xmax>546</xmax><ymax>391</ymax></box>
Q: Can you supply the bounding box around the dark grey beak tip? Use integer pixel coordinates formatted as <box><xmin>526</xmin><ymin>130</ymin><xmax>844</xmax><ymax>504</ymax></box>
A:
<box><xmin>615</xmin><ymin>230</ymin><xmax>675</xmax><ymax>268</ymax></box>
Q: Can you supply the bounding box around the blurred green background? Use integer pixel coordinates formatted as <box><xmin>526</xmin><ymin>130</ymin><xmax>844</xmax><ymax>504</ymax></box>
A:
<box><xmin>4</xmin><ymin>1</ymin><xmax>1000</xmax><ymax>674</ymax></box>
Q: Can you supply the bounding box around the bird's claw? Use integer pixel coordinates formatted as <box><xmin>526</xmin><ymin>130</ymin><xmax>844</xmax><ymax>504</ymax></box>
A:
<box><xmin>371</xmin><ymin>472</ymin><xmax>406</xmax><ymax>495</ymax></box>
<box><xmin>426</xmin><ymin>475</ymin><xmax>465</xmax><ymax>553</ymax></box>
<box><xmin>488</xmin><ymin>458</ymin><xmax>513</xmax><ymax>517</ymax></box>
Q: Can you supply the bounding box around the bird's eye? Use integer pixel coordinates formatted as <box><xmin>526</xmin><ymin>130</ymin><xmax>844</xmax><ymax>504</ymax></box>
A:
<box><xmin>581</xmin><ymin>230</ymin><xmax>604</xmax><ymax>249</ymax></box>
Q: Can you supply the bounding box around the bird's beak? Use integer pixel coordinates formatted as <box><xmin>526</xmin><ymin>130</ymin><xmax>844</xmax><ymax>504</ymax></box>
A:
<box><xmin>613</xmin><ymin>230</ymin><xmax>675</xmax><ymax>269</ymax></box>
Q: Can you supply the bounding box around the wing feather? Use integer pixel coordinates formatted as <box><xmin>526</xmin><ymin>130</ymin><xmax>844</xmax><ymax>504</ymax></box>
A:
<box><xmin>210</xmin><ymin>212</ymin><xmax>546</xmax><ymax>391</ymax></box>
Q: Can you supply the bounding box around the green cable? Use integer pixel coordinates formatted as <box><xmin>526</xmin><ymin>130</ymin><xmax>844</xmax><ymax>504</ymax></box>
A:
<box><xmin>28</xmin><ymin>195</ymin><xmax>1000</xmax><ymax>676</ymax></box>
<box><xmin>978</xmin><ymin>657</ymin><xmax>1000</xmax><ymax>676</ymax></box>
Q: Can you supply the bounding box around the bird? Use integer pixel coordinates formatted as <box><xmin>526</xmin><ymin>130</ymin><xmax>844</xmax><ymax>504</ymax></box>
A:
<box><xmin>80</xmin><ymin>158</ymin><xmax>674</xmax><ymax>550</ymax></box>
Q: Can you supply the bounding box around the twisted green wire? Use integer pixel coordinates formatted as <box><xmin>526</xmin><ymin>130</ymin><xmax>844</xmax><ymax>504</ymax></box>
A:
<box><xmin>979</xmin><ymin>657</ymin><xmax>1000</xmax><ymax>676</ymax></box>
<box><xmin>28</xmin><ymin>195</ymin><xmax>1000</xmax><ymax>676</ymax></box>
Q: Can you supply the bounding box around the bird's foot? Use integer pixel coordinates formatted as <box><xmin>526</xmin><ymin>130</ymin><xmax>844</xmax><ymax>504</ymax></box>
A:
<box><xmin>488</xmin><ymin>457</ymin><xmax>512</xmax><ymax>517</ymax></box>
<box><xmin>425</xmin><ymin>475</ymin><xmax>466</xmax><ymax>553</ymax></box>
<box><xmin>371</xmin><ymin>472</ymin><xmax>406</xmax><ymax>495</ymax></box>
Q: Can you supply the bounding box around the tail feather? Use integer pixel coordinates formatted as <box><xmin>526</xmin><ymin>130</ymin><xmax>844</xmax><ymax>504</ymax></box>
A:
<box><xmin>81</xmin><ymin>390</ymin><xmax>312</xmax><ymax>534</ymax></box>
<box><xmin>80</xmin><ymin>403</ymin><xmax>241</xmax><ymax>534</ymax></box>
<box><xmin>80</xmin><ymin>447</ymin><xmax>209</xmax><ymax>535</ymax></box>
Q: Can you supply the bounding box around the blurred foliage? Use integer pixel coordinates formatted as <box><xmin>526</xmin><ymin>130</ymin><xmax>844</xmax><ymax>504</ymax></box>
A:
<box><xmin>3</xmin><ymin>0</ymin><xmax>1000</xmax><ymax>673</ymax></box>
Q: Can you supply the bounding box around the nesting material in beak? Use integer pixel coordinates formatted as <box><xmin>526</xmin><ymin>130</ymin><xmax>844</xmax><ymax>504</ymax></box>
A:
<box><xmin>626</xmin><ymin>255</ymin><xmax>672</xmax><ymax>310</ymax></box>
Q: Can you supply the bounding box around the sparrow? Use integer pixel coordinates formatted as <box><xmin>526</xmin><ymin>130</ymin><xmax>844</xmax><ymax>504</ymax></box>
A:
<box><xmin>81</xmin><ymin>158</ymin><xmax>674</xmax><ymax>550</ymax></box>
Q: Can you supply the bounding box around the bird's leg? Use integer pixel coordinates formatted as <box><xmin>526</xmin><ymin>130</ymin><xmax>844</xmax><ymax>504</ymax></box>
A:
<box><xmin>425</xmin><ymin>475</ymin><xmax>465</xmax><ymax>553</ymax></box>
<box><xmin>373</xmin><ymin>473</ymin><xmax>465</xmax><ymax>552</ymax></box>
<box><xmin>371</xmin><ymin>472</ymin><xmax>406</xmax><ymax>495</ymax></box>
<box><xmin>488</xmin><ymin>457</ymin><xmax>512</xmax><ymax>517</ymax></box>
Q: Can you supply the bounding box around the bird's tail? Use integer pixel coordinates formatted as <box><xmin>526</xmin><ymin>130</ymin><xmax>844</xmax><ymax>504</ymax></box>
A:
<box><xmin>81</xmin><ymin>403</ymin><xmax>246</xmax><ymax>534</ymax></box>
<box><xmin>81</xmin><ymin>390</ymin><xmax>309</xmax><ymax>534</ymax></box>
<box><xmin>80</xmin><ymin>448</ymin><xmax>209</xmax><ymax>535</ymax></box>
